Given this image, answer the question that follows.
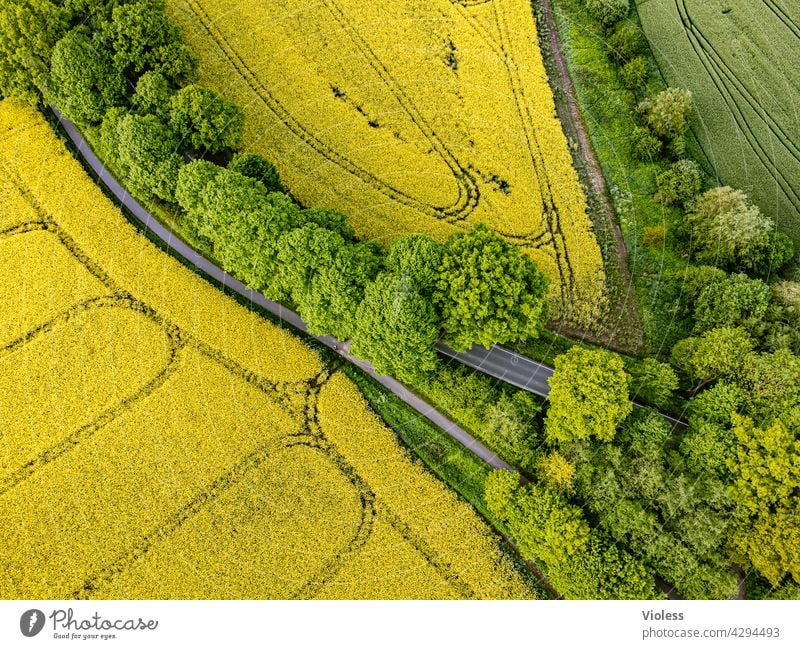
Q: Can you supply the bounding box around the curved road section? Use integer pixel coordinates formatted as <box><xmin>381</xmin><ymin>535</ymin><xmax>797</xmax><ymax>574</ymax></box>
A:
<box><xmin>54</xmin><ymin>108</ymin><xmax>685</xmax><ymax>482</ymax></box>
<box><xmin>53</xmin><ymin>108</ymin><xmax>515</xmax><ymax>474</ymax></box>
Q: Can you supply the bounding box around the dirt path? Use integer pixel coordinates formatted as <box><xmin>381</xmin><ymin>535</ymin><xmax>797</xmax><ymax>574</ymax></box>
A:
<box><xmin>538</xmin><ymin>0</ymin><xmax>644</xmax><ymax>352</ymax></box>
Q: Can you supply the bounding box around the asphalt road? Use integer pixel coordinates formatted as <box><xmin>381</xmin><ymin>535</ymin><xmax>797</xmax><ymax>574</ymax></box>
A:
<box><xmin>438</xmin><ymin>343</ymin><xmax>688</xmax><ymax>433</ymax></box>
<box><xmin>53</xmin><ymin>108</ymin><xmax>516</xmax><ymax>475</ymax></box>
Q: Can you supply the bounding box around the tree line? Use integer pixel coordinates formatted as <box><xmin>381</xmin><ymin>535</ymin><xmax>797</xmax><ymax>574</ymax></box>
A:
<box><xmin>0</xmin><ymin>0</ymin><xmax>551</xmax><ymax>383</ymax></box>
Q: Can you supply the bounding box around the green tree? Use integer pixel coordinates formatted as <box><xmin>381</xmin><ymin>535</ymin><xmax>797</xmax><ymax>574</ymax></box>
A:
<box><xmin>96</xmin><ymin>0</ymin><xmax>197</xmax><ymax>86</ymax></box>
<box><xmin>484</xmin><ymin>469</ymin><xmax>520</xmax><ymax>521</ymax></box>
<box><xmin>630</xmin><ymin>357</ymin><xmax>679</xmax><ymax>407</ymax></box>
<box><xmin>170</xmin><ymin>84</ymin><xmax>244</xmax><ymax>153</ymax></box>
<box><xmin>0</xmin><ymin>0</ymin><xmax>67</xmax><ymax>102</ymax></box>
<box><xmin>631</xmin><ymin>125</ymin><xmax>662</xmax><ymax>160</ymax></box>
<box><xmin>620</xmin><ymin>57</ymin><xmax>648</xmax><ymax>90</ymax></box>
<box><xmin>115</xmin><ymin>113</ymin><xmax>183</xmax><ymax>201</ymax></box>
<box><xmin>692</xmin><ymin>273</ymin><xmax>771</xmax><ymax>333</ymax></box>
<box><xmin>607</xmin><ymin>22</ymin><xmax>644</xmax><ymax>63</ymax></box>
<box><xmin>545</xmin><ymin>348</ymin><xmax>632</xmax><ymax>444</ymax></box>
<box><xmin>385</xmin><ymin>234</ymin><xmax>445</xmax><ymax>295</ymax></box>
<box><xmin>300</xmin><ymin>207</ymin><xmax>355</xmax><ymax>241</ymax></box>
<box><xmin>670</xmin><ymin>327</ymin><xmax>753</xmax><ymax>390</ymax></box>
<box><xmin>687</xmin><ymin>187</ymin><xmax>774</xmax><ymax>269</ymax></box>
<box><xmin>728</xmin><ymin>414</ymin><xmax>800</xmax><ymax>586</ymax></box>
<box><xmin>351</xmin><ymin>273</ymin><xmax>440</xmax><ymax>383</ymax></box>
<box><xmin>48</xmin><ymin>29</ymin><xmax>123</xmax><ymax>124</ymax></box>
<box><xmin>538</xmin><ymin>451</ymin><xmax>576</xmax><ymax>493</ymax></box>
<box><xmin>585</xmin><ymin>0</ymin><xmax>629</xmax><ymax>27</ymax></box>
<box><xmin>434</xmin><ymin>223</ymin><xmax>548</xmax><ymax>351</ymax></box>
<box><xmin>228</xmin><ymin>152</ymin><xmax>282</xmax><ymax>193</ymax></box>
<box><xmin>132</xmin><ymin>70</ymin><xmax>172</xmax><ymax>119</ymax></box>
<box><xmin>638</xmin><ymin>88</ymin><xmax>692</xmax><ymax>142</ymax></box>
<box><xmin>655</xmin><ymin>159</ymin><xmax>703</xmax><ymax>207</ymax></box>
<box><xmin>738</xmin><ymin>349</ymin><xmax>800</xmax><ymax>422</ymax></box>
<box><xmin>175</xmin><ymin>159</ymin><xmax>223</xmax><ymax>214</ymax></box>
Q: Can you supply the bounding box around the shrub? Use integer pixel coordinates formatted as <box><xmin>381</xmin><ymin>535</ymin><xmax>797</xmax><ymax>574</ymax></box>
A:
<box><xmin>642</xmin><ymin>225</ymin><xmax>666</xmax><ymax>248</ymax></box>
<box><xmin>655</xmin><ymin>159</ymin><xmax>703</xmax><ymax>207</ymax></box>
<box><xmin>631</xmin><ymin>125</ymin><xmax>662</xmax><ymax>160</ymax></box>
<box><xmin>638</xmin><ymin>88</ymin><xmax>693</xmax><ymax>142</ymax></box>
<box><xmin>228</xmin><ymin>152</ymin><xmax>282</xmax><ymax>193</ymax></box>
<box><xmin>620</xmin><ymin>56</ymin><xmax>648</xmax><ymax>90</ymax></box>
<box><xmin>585</xmin><ymin>0</ymin><xmax>630</xmax><ymax>27</ymax></box>
<box><xmin>608</xmin><ymin>23</ymin><xmax>645</xmax><ymax>64</ymax></box>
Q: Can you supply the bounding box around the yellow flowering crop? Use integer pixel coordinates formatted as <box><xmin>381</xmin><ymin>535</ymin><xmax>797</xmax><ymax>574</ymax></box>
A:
<box><xmin>166</xmin><ymin>0</ymin><xmax>606</xmax><ymax>324</ymax></box>
<box><xmin>0</xmin><ymin>100</ymin><xmax>532</xmax><ymax>599</ymax></box>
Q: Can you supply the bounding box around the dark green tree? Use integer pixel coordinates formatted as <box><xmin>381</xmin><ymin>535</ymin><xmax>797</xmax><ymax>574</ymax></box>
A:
<box><xmin>385</xmin><ymin>234</ymin><xmax>445</xmax><ymax>295</ymax></box>
<box><xmin>170</xmin><ymin>84</ymin><xmax>244</xmax><ymax>153</ymax></box>
<box><xmin>0</xmin><ymin>0</ymin><xmax>67</xmax><ymax>102</ymax></box>
<box><xmin>96</xmin><ymin>0</ymin><xmax>197</xmax><ymax>86</ymax></box>
<box><xmin>585</xmin><ymin>0</ymin><xmax>629</xmax><ymax>27</ymax></box>
<box><xmin>655</xmin><ymin>159</ymin><xmax>703</xmax><ymax>207</ymax></box>
<box><xmin>228</xmin><ymin>152</ymin><xmax>282</xmax><ymax>193</ymax></box>
<box><xmin>132</xmin><ymin>70</ymin><xmax>172</xmax><ymax>119</ymax></box>
<box><xmin>434</xmin><ymin>224</ymin><xmax>548</xmax><ymax>351</ymax></box>
<box><xmin>351</xmin><ymin>273</ymin><xmax>440</xmax><ymax>383</ymax></box>
<box><xmin>630</xmin><ymin>357</ymin><xmax>679</xmax><ymax>407</ymax></box>
<box><xmin>116</xmin><ymin>112</ymin><xmax>183</xmax><ymax>201</ymax></box>
<box><xmin>692</xmin><ymin>273</ymin><xmax>771</xmax><ymax>333</ymax></box>
<box><xmin>48</xmin><ymin>29</ymin><xmax>123</xmax><ymax>123</ymax></box>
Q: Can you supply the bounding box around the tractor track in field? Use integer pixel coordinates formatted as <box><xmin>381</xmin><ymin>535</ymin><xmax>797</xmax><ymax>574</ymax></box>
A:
<box><xmin>674</xmin><ymin>0</ymin><xmax>800</xmax><ymax>214</ymax></box>
<box><xmin>180</xmin><ymin>0</ymin><xmax>577</xmax><ymax>300</ymax></box>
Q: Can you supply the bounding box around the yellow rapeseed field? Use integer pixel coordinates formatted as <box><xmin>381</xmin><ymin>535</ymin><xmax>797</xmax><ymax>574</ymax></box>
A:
<box><xmin>166</xmin><ymin>0</ymin><xmax>606</xmax><ymax>324</ymax></box>
<box><xmin>0</xmin><ymin>100</ymin><xmax>532</xmax><ymax>599</ymax></box>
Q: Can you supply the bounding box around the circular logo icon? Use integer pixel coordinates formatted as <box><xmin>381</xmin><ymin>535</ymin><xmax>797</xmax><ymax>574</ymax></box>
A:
<box><xmin>20</xmin><ymin>609</ymin><xmax>45</xmax><ymax>637</ymax></box>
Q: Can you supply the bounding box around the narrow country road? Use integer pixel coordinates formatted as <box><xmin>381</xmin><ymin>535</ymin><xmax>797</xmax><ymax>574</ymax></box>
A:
<box><xmin>55</xmin><ymin>108</ymin><xmax>689</xmax><ymax>600</ymax></box>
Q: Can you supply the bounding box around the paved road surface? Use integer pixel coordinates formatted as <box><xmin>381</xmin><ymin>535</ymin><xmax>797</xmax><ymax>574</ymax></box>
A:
<box><xmin>438</xmin><ymin>343</ymin><xmax>688</xmax><ymax>433</ymax></box>
<box><xmin>53</xmin><ymin>108</ymin><xmax>516</xmax><ymax>475</ymax></box>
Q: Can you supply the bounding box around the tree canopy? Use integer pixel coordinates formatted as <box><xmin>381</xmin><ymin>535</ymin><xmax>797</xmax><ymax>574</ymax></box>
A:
<box><xmin>434</xmin><ymin>224</ymin><xmax>548</xmax><ymax>351</ymax></box>
<box><xmin>545</xmin><ymin>348</ymin><xmax>632</xmax><ymax>444</ymax></box>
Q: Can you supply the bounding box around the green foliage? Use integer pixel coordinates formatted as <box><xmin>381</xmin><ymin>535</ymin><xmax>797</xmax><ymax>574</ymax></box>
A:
<box><xmin>351</xmin><ymin>273</ymin><xmax>440</xmax><ymax>383</ymax></box>
<box><xmin>385</xmin><ymin>234</ymin><xmax>445</xmax><ymax>295</ymax></box>
<box><xmin>687</xmin><ymin>186</ymin><xmax>776</xmax><ymax>270</ymax></box>
<box><xmin>417</xmin><ymin>367</ymin><xmax>543</xmax><ymax>471</ymax></box>
<box><xmin>276</xmin><ymin>224</ymin><xmax>380</xmax><ymax>340</ymax></box>
<box><xmin>630</xmin><ymin>125</ymin><xmax>662</xmax><ymax>160</ymax></box>
<box><xmin>132</xmin><ymin>70</ymin><xmax>172</xmax><ymax>119</ymax></box>
<box><xmin>434</xmin><ymin>224</ymin><xmax>548</xmax><ymax>351</ymax></box>
<box><xmin>0</xmin><ymin>0</ymin><xmax>68</xmax><ymax>103</ymax></box>
<box><xmin>670</xmin><ymin>327</ymin><xmax>753</xmax><ymax>386</ymax></box>
<box><xmin>548</xmin><ymin>535</ymin><xmax>659</xmax><ymax>600</ymax></box>
<box><xmin>737</xmin><ymin>349</ymin><xmax>800</xmax><ymax>422</ymax></box>
<box><xmin>655</xmin><ymin>159</ymin><xmax>703</xmax><ymax>207</ymax></box>
<box><xmin>630</xmin><ymin>358</ymin><xmax>678</xmax><ymax>407</ymax></box>
<box><xmin>570</xmin><ymin>412</ymin><xmax>738</xmax><ymax>598</ymax></box>
<box><xmin>48</xmin><ymin>29</ymin><xmax>123</xmax><ymax>124</ymax></box>
<box><xmin>175</xmin><ymin>160</ymin><xmax>223</xmax><ymax>214</ymax></box>
<box><xmin>170</xmin><ymin>84</ymin><xmax>244</xmax><ymax>153</ymax></box>
<box><xmin>687</xmin><ymin>381</ymin><xmax>742</xmax><ymax>426</ymax></box>
<box><xmin>680</xmin><ymin>419</ymin><xmax>735</xmax><ymax>478</ymax></box>
<box><xmin>607</xmin><ymin>22</ymin><xmax>644</xmax><ymax>64</ymax></box>
<box><xmin>537</xmin><ymin>451</ymin><xmax>575</xmax><ymax>493</ymax></box>
<box><xmin>545</xmin><ymin>348</ymin><xmax>632</xmax><ymax>444</ymax></box>
<box><xmin>96</xmin><ymin>0</ymin><xmax>197</xmax><ymax>86</ymax></box>
<box><xmin>585</xmin><ymin>0</ymin><xmax>629</xmax><ymax>27</ymax></box>
<box><xmin>484</xmin><ymin>469</ymin><xmax>520</xmax><ymax>522</ymax></box>
<box><xmin>300</xmin><ymin>207</ymin><xmax>355</xmax><ymax>241</ymax></box>
<box><xmin>227</xmin><ymin>152</ymin><xmax>282</xmax><ymax>193</ymax></box>
<box><xmin>728</xmin><ymin>414</ymin><xmax>800</xmax><ymax>586</ymax></box>
<box><xmin>638</xmin><ymin>88</ymin><xmax>692</xmax><ymax>142</ymax></box>
<box><xmin>620</xmin><ymin>56</ymin><xmax>648</xmax><ymax>90</ymax></box>
<box><xmin>115</xmin><ymin>112</ymin><xmax>183</xmax><ymax>201</ymax></box>
<box><xmin>692</xmin><ymin>273</ymin><xmax>771</xmax><ymax>333</ymax></box>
